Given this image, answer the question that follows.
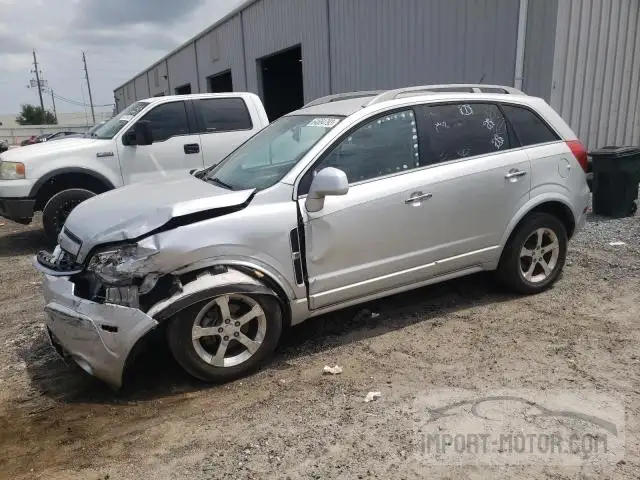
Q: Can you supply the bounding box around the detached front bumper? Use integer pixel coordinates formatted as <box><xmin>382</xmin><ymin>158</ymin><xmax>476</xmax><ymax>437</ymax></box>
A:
<box><xmin>41</xmin><ymin>273</ymin><xmax>158</xmax><ymax>388</ymax></box>
<box><xmin>0</xmin><ymin>197</ymin><xmax>35</xmax><ymax>224</ymax></box>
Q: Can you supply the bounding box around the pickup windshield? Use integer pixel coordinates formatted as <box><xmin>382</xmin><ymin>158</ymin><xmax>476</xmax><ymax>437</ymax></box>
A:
<box><xmin>92</xmin><ymin>101</ymin><xmax>149</xmax><ymax>140</ymax></box>
<box><xmin>204</xmin><ymin>115</ymin><xmax>343</xmax><ymax>191</ymax></box>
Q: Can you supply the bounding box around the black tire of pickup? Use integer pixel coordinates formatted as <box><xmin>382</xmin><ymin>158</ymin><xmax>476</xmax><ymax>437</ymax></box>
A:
<box><xmin>42</xmin><ymin>188</ymin><xmax>95</xmax><ymax>241</ymax></box>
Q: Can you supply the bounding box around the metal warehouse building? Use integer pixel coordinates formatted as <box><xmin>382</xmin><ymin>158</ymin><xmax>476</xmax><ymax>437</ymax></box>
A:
<box><xmin>114</xmin><ymin>0</ymin><xmax>640</xmax><ymax>149</ymax></box>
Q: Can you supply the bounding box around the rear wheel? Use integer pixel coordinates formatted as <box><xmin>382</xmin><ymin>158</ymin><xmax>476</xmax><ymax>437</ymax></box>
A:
<box><xmin>42</xmin><ymin>188</ymin><xmax>95</xmax><ymax>241</ymax></box>
<box><xmin>497</xmin><ymin>213</ymin><xmax>568</xmax><ymax>294</ymax></box>
<box><xmin>167</xmin><ymin>293</ymin><xmax>282</xmax><ymax>383</ymax></box>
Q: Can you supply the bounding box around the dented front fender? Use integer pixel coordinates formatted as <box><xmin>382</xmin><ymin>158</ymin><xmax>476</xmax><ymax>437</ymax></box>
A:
<box><xmin>148</xmin><ymin>267</ymin><xmax>277</xmax><ymax>322</ymax></box>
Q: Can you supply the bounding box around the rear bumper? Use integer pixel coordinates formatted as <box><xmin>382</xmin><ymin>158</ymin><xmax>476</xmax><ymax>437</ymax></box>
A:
<box><xmin>573</xmin><ymin>183</ymin><xmax>591</xmax><ymax>236</ymax></box>
<box><xmin>0</xmin><ymin>197</ymin><xmax>35</xmax><ymax>223</ymax></box>
<box><xmin>40</xmin><ymin>273</ymin><xmax>158</xmax><ymax>388</ymax></box>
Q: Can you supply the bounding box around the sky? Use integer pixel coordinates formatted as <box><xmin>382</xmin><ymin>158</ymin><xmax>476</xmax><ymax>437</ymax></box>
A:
<box><xmin>0</xmin><ymin>0</ymin><xmax>245</xmax><ymax>116</ymax></box>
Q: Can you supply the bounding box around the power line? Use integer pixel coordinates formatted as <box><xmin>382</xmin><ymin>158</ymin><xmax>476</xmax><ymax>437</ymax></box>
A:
<box><xmin>52</xmin><ymin>92</ymin><xmax>113</xmax><ymax>108</ymax></box>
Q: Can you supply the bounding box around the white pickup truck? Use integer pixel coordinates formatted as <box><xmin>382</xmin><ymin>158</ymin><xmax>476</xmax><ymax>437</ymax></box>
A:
<box><xmin>0</xmin><ymin>92</ymin><xmax>269</xmax><ymax>240</ymax></box>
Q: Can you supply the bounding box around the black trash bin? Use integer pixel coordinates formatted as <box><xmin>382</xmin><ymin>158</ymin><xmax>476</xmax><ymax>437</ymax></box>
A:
<box><xmin>590</xmin><ymin>146</ymin><xmax>640</xmax><ymax>218</ymax></box>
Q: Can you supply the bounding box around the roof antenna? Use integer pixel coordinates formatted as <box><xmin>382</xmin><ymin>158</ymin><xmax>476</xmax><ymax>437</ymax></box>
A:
<box><xmin>478</xmin><ymin>73</ymin><xmax>486</xmax><ymax>83</ymax></box>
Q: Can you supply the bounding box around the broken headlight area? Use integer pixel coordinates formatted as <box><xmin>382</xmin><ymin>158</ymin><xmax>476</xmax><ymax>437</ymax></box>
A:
<box><xmin>71</xmin><ymin>270</ymin><xmax>177</xmax><ymax>310</ymax></box>
<box><xmin>70</xmin><ymin>243</ymin><xmax>169</xmax><ymax>309</ymax></box>
<box><xmin>86</xmin><ymin>244</ymin><xmax>158</xmax><ymax>286</ymax></box>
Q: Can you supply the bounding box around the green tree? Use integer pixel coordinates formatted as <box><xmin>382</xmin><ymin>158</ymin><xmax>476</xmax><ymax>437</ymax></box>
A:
<box><xmin>15</xmin><ymin>104</ymin><xmax>57</xmax><ymax>125</ymax></box>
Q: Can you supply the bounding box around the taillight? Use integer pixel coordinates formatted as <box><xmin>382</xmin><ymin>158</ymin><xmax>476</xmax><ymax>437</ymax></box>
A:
<box><xmin>566</xmin><ymin>140</ymin><xmax>589</xmax><ymax>172</ymax></box>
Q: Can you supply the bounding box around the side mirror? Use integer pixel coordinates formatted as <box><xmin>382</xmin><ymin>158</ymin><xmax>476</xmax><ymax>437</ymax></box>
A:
<box><xmin>135</xmin><ymin>120</ymin><xmax>153</xmax><ymax>146</ymax></box>
<box><xmin>122</xmin><ymin>129</ymin><xmax>136</xmax><ymax>146</ymax></box>
<box><xmin>124</xmin><ymin>120</ymin><xmax>153</xmax><ymax>146</ymax></box>
<box><xmin>305</xmin><ymin>167</ymin><xmax>349</xmax><ymax>212</ymax></box>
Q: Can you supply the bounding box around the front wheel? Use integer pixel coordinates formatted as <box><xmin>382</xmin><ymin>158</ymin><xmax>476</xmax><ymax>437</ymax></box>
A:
<box><xmin>497</xmin><ymin>213</ymin><xmax>568</xmax><ymax>294</ymax></box>
<box><xmin>42</xmin><ymin>188</ymin><xmax>96</xmax><ymax>241</ymax></box>
<box><xmin>167</xmin><ymin>293</ymin><xmax>282</xmax><ymax>383</ymax></box>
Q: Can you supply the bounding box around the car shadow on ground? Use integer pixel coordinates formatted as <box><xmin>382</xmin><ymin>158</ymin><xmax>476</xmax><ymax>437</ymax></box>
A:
<box><xmin>19</xmin><ymin>272</ymin><xmax>520</xmax><ymax>405</ymax></box>
<box><xmin>0</xmin><ymin>227</ymin><xmax>50</xmax><ymax>257</ymax></box>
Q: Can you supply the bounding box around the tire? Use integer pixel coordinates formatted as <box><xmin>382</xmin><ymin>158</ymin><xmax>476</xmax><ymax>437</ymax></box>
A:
<box><xmin>42</xmin><ymin>188</ymin><xmax>96</xmax><ymax>241</ymax></box>
<box><xmin>497</xmin><ymin>212</ymin><xmax>568</xmax><ymax>294</ymax></box>
<box><xmin>167</xmin><ymin>293</ymin><xmax>282</xmax><ymax>383</ymax></box>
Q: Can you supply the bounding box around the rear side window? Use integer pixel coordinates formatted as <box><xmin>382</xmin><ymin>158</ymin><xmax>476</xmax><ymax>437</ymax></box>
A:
<box><xmin>196</xmin><ymin>98</ymin><xmax>253</xmax><ymax>132</ymax></box>
<box><xmin>501</xmin><ymin>104</ymin><xmax>559</xmax><ymax>146</ymax></box>
<box><xmin>422</xmin><ymin>103</ymin><xmax>511</xmax><ymax>163</ymax></box>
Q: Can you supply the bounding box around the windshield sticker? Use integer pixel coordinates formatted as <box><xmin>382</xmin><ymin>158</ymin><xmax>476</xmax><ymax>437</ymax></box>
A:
<box><xmin>119</xmin><ymin>115</ymin><xmax>134</xmax><ymax>122</ymax></box>
<box><xmin>307</xmin><ymin>118</ymin><xmax>340</xmax><ymax>128</ymax></box>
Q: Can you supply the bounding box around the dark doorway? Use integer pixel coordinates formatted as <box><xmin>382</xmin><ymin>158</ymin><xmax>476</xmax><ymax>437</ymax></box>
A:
<box><xmin>174</xmin><ymin>84</ymin><xmax>192</xmax><ymax>95</ymax></box>
<box><xmin>208</xmin><ymin>70</ymin><xmax>233</xmax><ymax>93</ymax></box>
<box><xmin>259</xmin><ymin>45</ymin><xmax>303</xmax><ymax>121</ymax></box>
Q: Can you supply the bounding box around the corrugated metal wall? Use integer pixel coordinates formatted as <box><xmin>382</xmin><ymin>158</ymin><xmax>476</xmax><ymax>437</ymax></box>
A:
<box><xmin>167</xmin><ymin>45</ymin><xmax>198</xmax><ymax>93</ymax></box>
<box><xmin>241</xmin><ymin>0</ymin><xmax>330</xmax><ymax>102</ymax></box>
<box><xmin>134</xmin><ymin>74</ymin><xmax>149</xmax><ymax>100</ymax></box>
<box><xmin>195</xmin><ymin>16</ymin><xmax>246</xmax><ymax>92</ymax></box>
<box><xmin>148</xmin><ymin>61</ymin><xmax>170</xmax><ymax>97</ymax></box>
<box><xmin>328</xmin><ymin>0</ymin><xmax>520</xmax><ymax>93</ymax></box>
<box><xmin>522</xmin><ymin>0</ymin><xmax>558</xmax><ymax>101</ymax></box>
<box><xmin>550</xmin><ymin>0</ymin><xmax>640</xmax><ymax>149</ymax></box>
<box><xmin>115</xmin><ymin>0</ymin><xmax>523</xmax><ymax>109</ymax></box>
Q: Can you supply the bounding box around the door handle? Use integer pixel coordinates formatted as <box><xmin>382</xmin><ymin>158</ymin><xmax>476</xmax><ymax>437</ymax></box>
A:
<box><xmin>405</xmin><ymin>192</ymin><xmax>433</xmax><ymax>204</ymax></box>
<box><xmin>505</xmin><ymin>169</ymin><xmax>528</xmax><ymax>179</ymax></box>
<box><xmin>184</xmin><ymin>143</ymin><xmax>200</xmax><ymax>154</ymax></box>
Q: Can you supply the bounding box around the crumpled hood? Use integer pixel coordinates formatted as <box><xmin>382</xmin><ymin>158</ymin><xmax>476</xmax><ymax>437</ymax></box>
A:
<box><xmin>61</xmin><ymin>173</ymin><xmax>254</xmax><ymax>262</ymax></box>
<box><xmin>1</xmin><ymin>137</ymin><xmax>112</xmax><ymax>162</ymax></box>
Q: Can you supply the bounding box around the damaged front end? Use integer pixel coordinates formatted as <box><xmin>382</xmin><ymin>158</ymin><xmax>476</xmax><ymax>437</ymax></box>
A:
<box><xmin>34</xmin><ymin>235</ymin><xmax>278</xmax><ymax>389</ymax></box>
<box><xmin>33</xmin><ymin>239</ymin><xmax>172</xmax><ymax>388</ymax></box>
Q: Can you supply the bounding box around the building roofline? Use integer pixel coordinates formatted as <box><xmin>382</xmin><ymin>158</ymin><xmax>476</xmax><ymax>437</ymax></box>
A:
<box><xmin>114</xmin><ymin>0</ymin><xmax>260</xmax><ymax>92</ymax></box>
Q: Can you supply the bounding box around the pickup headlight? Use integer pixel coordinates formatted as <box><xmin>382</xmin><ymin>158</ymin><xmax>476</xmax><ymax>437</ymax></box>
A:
<box><xmin>87</xmin><ymin>244</ymin><xmax>158</xmax><ymax>286</ymax></box>
<box><xmin>0</xmin><ymin>161</ymin><xmax>26</xmax><ymax>180</ymax></box>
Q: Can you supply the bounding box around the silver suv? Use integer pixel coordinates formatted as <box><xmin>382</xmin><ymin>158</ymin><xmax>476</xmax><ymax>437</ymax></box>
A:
<box><xmin>34</xmin><ymin>84</ymin><xmax>590</xmax><ymax>388</ymax></box>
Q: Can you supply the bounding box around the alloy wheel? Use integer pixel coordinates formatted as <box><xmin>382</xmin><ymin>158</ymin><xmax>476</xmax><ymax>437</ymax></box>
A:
<box><xmin>191</xmin><ymin>294</ymin><xmax>267</xmax><ymax>367</ymax></box>
<box><xmin>519</xmin><ymin>227</ymin><xmax>560</xmax><ymax>283</ymax></box>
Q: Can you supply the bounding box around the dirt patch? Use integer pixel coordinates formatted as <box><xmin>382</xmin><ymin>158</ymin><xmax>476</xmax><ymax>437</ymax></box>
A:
<box><xmin>0</xmin><ymin>216</ymin><xmax>639</xmax><ymax>479</ymax></box>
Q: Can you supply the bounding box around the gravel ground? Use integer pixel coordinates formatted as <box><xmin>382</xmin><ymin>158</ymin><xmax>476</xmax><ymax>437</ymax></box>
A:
<box><xmin>0</xmin><ymin>195</ymin><xmax>638</xmax><ymax>479</ymax></box>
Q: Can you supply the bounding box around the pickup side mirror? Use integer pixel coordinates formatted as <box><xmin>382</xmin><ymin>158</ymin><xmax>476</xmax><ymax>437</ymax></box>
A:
<box><xmin>122</xmin><ymin>129</ymin><xmax>136</xmax><ymax>146</ymax></box>
<box><xmin>124</xmin><ymin>121</ymin><xmax>153</xmax><ymax>146</ymax></box>
<box><xmin>134</xmin><ymin>120</ymin><xmax>153</xmax><ymax>146</ymax></box>
<box><xmin>305</xmin><ymin>167</ymin><xmax>349</xmax><ymax>212</ymax></box>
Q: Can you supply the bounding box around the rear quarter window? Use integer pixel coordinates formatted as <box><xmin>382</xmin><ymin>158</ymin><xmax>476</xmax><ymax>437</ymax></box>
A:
<box><xmin>501</xmin><ymin>104</ymin><xmax>560</xmax><ymax>146</ymax></box>
<box><xmin>196</xmin><ymin>98</ymin><xmax>253</xmax><ymax>132</ymax></box>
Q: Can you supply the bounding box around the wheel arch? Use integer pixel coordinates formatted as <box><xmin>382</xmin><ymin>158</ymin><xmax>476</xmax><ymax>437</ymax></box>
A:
<box><xmin>148</xmin><ymin>266</ymin><xmax>293</xmax><ymax>328</ymax></box>
<box><xmin>31</xmin><ymin>168</ymin><xmax>116</xmax><ymax>211</ymax></box>
<box><xmin>498</xmin><ymin>196</ymin><xmax>576</xmax><ymax>270</ymax></box>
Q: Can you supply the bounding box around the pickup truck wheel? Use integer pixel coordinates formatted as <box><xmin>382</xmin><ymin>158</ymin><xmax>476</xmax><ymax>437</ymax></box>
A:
<box><xmin>42</xmin><ymin>188</ymin><xmax>95</xmax><ymax>241</ymax></box>
<box><xmin>497</xmin><ymin>213</ymin><xmax>567</xmax><ymax>294</ymax></box>
<box><xmin>167</xmin><ymin>293</ymin><xmax>282</xmax><ymax>383</ymax></box>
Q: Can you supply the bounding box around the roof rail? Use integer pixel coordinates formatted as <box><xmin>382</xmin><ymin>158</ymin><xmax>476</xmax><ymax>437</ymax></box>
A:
<box><xmin>303</xmin><ymin>90</ymin><xmax>384</xmax><ymax>108</ymax></box>
<box><xmin>366</xmin><ymin>84</ymin><xmax>526</xmax><ymax>106</ymax></box>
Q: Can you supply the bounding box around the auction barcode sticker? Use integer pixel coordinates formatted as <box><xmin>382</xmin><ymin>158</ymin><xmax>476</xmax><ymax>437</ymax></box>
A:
<box><xmin>307</xmin><ymin>117</ymin><xmax>340</xmax><ymax>128</ymax></box>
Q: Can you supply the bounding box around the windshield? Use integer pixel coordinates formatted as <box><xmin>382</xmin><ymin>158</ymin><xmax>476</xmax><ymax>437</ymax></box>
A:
<box><xmin>92</xmin><ymin>101</ymin><xmax>149</xmax><ymax>139</ymax></box>
<box><xmin>85</xmin><ymin>121</ymin><xmax>106</xmax><ymax>136</ymax></box>
<box><xmin>204</xmin><ymin>115</ymin><xmax>342</xmax><ymax>191</ymax></box>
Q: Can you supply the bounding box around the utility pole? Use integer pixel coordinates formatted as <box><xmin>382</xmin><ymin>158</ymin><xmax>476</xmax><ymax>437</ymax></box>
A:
<box><xmin>50</xmin><ymin>89</ymin><xmax>58</xmax><ymax>123</ymax></box>
<box><xmin>82</xmin><ymin>51</ymin><xmax>96</xmax><ymax>124</ymax></box>
<box><xmin>31</xmin><ymin>49</ymin><xmax>45</xmax><ymax>111</ymax></box>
